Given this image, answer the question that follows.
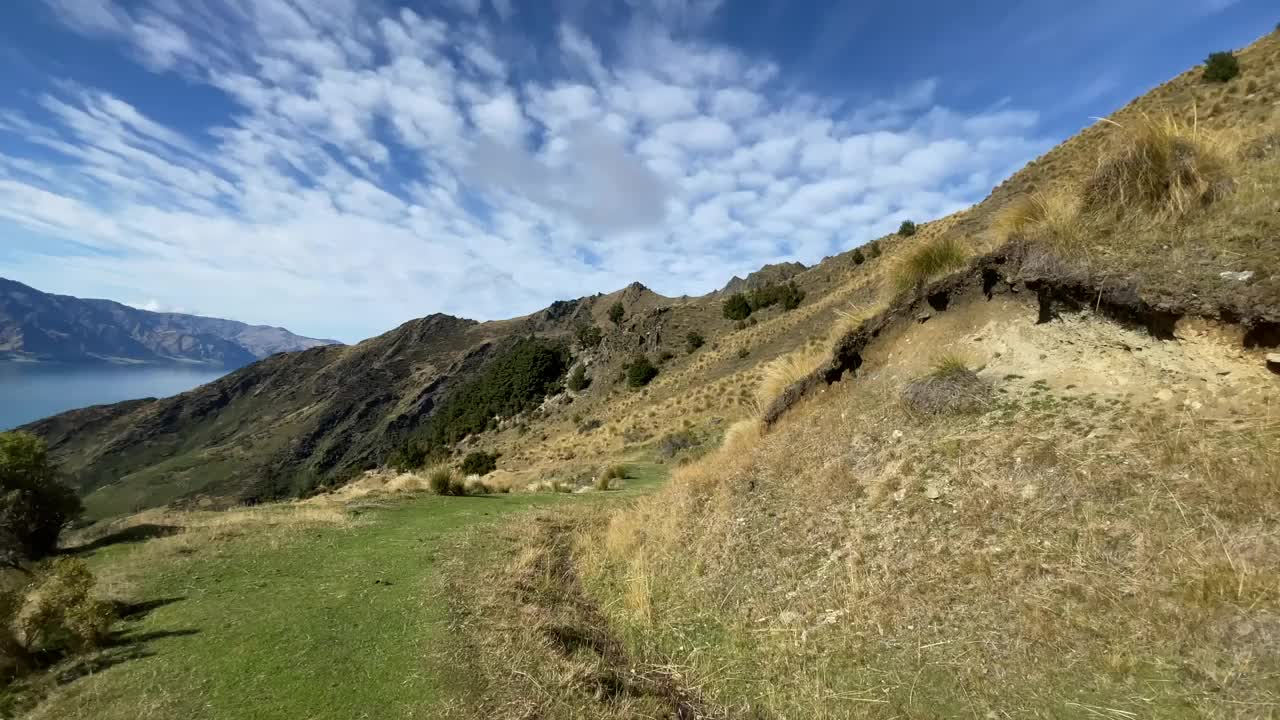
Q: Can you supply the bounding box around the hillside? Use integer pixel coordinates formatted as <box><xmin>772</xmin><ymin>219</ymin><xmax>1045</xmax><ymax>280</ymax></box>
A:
<box><xmin>8</xmin><ymin>24</ymin><xmax>1280</xmax><ymax>720</ymax></box>
<box><xmin>0</xmin><ymin>278</ymin><xmax>338</xmax><ymax>368</ymax></box>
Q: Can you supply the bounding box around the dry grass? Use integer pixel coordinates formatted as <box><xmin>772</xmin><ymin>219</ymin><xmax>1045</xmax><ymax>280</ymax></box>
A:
<box><xmin>890</xmin><ymin>234</ymin><xmax>969</xmax><ymax>293</ymax></box>
<box><xmin>1083</xmin><ymin>113</ymin><xmax>1239</xmax><ymax>217</ymax></box>
<box><xmin>990</xmin><ymin>190</ymin><xmax>1082</xmax><ymax>251</ymax></box>
<box><xmin>754</xmin><ymin>347</ymin><xmax>828</xmax><ymax>412</ymax></box>
<box><xmin>580</xmin><ymin>337</ymin><xmax>1280</xmax><ymax>716</ymax></box>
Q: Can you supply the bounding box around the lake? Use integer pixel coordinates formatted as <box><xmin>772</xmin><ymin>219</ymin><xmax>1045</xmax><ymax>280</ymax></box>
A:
<box><xmin>0</xmin><ymin>364</ymin><xmax>228</xmax><ymax>430</ymax></box>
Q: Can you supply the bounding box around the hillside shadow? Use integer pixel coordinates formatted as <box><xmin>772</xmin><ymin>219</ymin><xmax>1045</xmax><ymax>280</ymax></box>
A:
<box><xmin>50</xmin><ymin>628</ymin><xmax>201</xmax><ymax>686</ymax></box>
<box><xmin>64</xmin><ymin>524</ymin><xmax>181</xmax><ymax>554</ymax></box>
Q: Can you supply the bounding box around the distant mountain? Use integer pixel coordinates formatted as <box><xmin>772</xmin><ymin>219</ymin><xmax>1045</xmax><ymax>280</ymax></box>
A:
<box><xmin>0</xmin><ymin>278</ymin><xmax>340</xmax><ymax>368</ymax></box>
<box><xmin>720</xmin><ymin>261</ymin><xmax>807</xmax><ymax>296</ymax></box>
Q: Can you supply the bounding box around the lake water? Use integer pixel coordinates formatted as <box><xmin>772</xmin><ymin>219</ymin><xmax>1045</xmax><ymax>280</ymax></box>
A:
<box><xmin>0</xmin><ymin>364</ymin><xmax>228</xmax><ymax>431</ymax></box>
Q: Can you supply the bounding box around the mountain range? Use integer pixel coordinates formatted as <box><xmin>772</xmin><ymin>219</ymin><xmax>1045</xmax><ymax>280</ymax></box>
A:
<box><xmin>0</xmin><ymin>277</ymin><xmax>340</xmax><ymax>368</ymax></box>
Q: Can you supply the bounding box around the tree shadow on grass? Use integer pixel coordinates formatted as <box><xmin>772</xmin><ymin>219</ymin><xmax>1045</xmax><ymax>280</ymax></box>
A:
<box><xmin>63</xmin><ymin>524</ymin><xmax>182</xmax><ymax>554</ymax></box>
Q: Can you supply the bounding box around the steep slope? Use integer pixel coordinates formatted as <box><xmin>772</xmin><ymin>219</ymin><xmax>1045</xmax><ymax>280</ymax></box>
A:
<box><xmin>0</xmin><ymin>278</ymin><xmax>339</xmax><ymax>367</ymax></box>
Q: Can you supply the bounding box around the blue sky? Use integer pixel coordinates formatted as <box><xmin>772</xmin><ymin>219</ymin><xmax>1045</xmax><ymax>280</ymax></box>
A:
<box><xmin>0</xmin><ymin>0</ymin><xmax>1272</xmax><ymax>342</ymax></box>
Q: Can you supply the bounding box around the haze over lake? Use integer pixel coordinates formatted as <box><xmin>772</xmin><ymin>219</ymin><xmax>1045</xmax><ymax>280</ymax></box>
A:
<box><xmin>0</xmin><ymin>364</ymin><xmax>227</xmax><ymax>430</ymax></box>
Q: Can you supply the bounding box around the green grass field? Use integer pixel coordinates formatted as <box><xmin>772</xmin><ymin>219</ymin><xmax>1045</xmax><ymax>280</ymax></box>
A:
<box><xmin>15</xmin><ymin>464</ymin><xmax>668</xmax><ymax>720</ymax></box>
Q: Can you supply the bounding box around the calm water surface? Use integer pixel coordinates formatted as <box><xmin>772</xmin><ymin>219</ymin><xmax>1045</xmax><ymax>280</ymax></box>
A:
<box><xmin>0</xmin><ymin>364</ymin><xmax>227</xmax><ymax>430</ymax></box>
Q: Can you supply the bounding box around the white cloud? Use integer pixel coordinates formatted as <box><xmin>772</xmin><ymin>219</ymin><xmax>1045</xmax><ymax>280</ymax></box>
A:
<box><xmin>2</xmin><ymin>0</ymin><xmax>1052</xmax><ymax>341</ymax></box>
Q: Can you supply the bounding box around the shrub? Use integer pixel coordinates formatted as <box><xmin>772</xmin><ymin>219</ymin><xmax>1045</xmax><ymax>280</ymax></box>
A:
<box><xmin>722</xmin><ymin>293</ymin><xmax>751</xmax><ymax>321</ymax></box>
<box><xmin>1203</xmin><ymin>51</ymin><xmax>1240</xmax><ymax>83</ymax></box>
<box><xmin>594</xmin><ymin>475</ymin><xmax>611</xmax><ymax>491</ymax></box>
<box><xmin>625</xmin><ymin>356</ymin><xmax>658</xmax><ymax>388</ymax></box>
<box><xmin>448</xmin><ymin>478</ymin><xmax>469</xmax><ymax>496</ymax></box>
<box><xmin>868</xmin><ymin>241</ymin><xmax>882</xmax><ymax>258</ymax></box>
<box><xmin>737</xmin><ymin>347</ymin><xmax>750</xmax><ymax>359</ymax></box>
<box><xmin>1082</xmin><ymin>114</ymin><xmax>1236</xmax><ymax>217</ymax></box>
<box><xmin>460</xmin><ymin>451</ymin><xmax>499</xmax><ymax>477</ymax></box>
<box><xmin>574</xmin><ymin>323</ymin><xmax>603</xmax><ymax>349</ymax></box>
<box><xmin>604</xmin><ymin>464</ymin><xmax>628</xmax><ymax>480</ymax></box>
<box><xmin>14</xmin><ymin>558</ymin><xmax>114</xmax><ymax>654</ymax></box>
<box><xmin>608</xmin><ymin>302</ymin><xmax>625</xmax><ymax>326</ymax></box>
<box><xmin>891</xmin><ymin>235</ymin><xmax>968</xmax><ymax>293</ymax></box>
<box><xmin>427</xmin><ymin>468</ymin><xmax>453</xmax><ymax>495</ymax></box>
<box><xmin>851</xmin><ymin>247</ymin><xmax>866</xmax><ymax>265</ymax></box>
<box><xmin>566</xmin><ymin>364</ymin><xmax>589</xmax><ymax>392</ymax></box>
<box><xmin>747</xmin><ymin>281</ymin><xmax>805</xmax><ymax>313</ymax></box>
<box><xmin>685</xmin><ymin>331</ymin><xmax>704</xmax><ymax>353</ymax></box>
<box><xmin>899</xmin><ymin>220</ymin><xmax>917</xmax><ymax>236</ymax></box>
<box><xmin>0</xmin><ymin>432</ymin><xmax>82</xmax><ymax>563</ymax></box>
<box><xmin>409</xmin><ymin>337</ymin><xmax>570</xmax><ymax>455</ymax></box>
<box><xmin>902</xmin><ymin>354</ymin><xmax>992</xmax><ymax>415</ymax></box>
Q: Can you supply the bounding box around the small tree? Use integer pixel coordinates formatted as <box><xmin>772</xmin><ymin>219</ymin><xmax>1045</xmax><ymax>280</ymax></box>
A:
<box><xmin>851</xmin><ymin>247</ymin><xmax>866</xmax><ymax>265</ymax></box>
<box><xmin>1204</xmin><ymin>51</ymin><xmax>1240</xmax><ymax>83</ymax></box>
<box><xmin>898</xmin><ymin>220</ymin><xmax>917</xmax><ymax>237</ymax></box>
<box><xmin>685</xmin><ymin>331</ymin><xmax>705</xmax><ymax>353</ymax></box>
<box><xmin>608</xmin><ymin>302</ymin><xmax>626</xmax><ymax>326</ymax></box>
<box><xmin>566</xmin><ymin>364</ymin><xmax>589</xmax><ymax>392</ymax></box>
<box><xmin>574</xmin><ymin>322</ymin><xmax>603</xmax><ymax>349</ymax></box>
<box><xmin>778</xmin><ymin>281</ymin><xmax>805</xmax><ymax>311</ymax></box>
<box><xmin>722</xmin><ymin>293</ymin><xmax>751</xmax><ymax>321</ymax></box>
<box><xmin>460</xmin><ymin>451</ymin><xmax>499</xmax><ymax>476</ymax></box>
<box><xmin>0</xmin><ymin>432</ymin><xmax>81</xmax><ymax>564</ymax></box>
<box><xmin>625</xmin><ymin>356</ymin><xmax>659</xmax><ymax>388</ymax></box>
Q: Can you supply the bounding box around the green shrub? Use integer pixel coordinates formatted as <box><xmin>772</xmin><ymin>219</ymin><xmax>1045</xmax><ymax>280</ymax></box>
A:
<box><xmin>891</xmin><ymin>235</ymin><xmax>968</xmax><ymax>293</ymax></box>
<box><xmin>685</xmin><ymin>331</ymin><xmax>704</xmax><ymax>353</ymax></box>
<box><xmin>747</xmin><ymin>281</ymin><xmax>805</xmax><ymax>313</ymax></box>
<box><xmin>737</xmin><ymin>346</ymin><xmax>750</xmax><ymax>359</ymax></box>
<box><xmin>608</xmin><ymin>302</ymin><xmax>625</xmax><ymax>325</ymax></box>
<box><xmin>851</xmin><ymin>247</ymin><xmax>866</xmax><ymax>265</ymax></box>
<box><xmin>427</xmin><ymin>468</ymin><xmax>453</xmax><ymax>495</ymax></box>
<box><xmin>625</xmin><ymin>356</ymin><xmax>658</xmax><ymax>388</ymax></box>
<box><xmin>566</xmin><ymin>364</ymin><xmax>589</xmax><ymax>392</ymax></box>
<box><xmin>574</xmin><ymin>323</ymin><xmax>603</xmax><ymax>349</ymax></box>
<box><xmin>0</xmin><ymin>432</ymin><xmax>82</xmax><ymax>563</ymax></box>
<box><xmin>460</xmin><ymin>451</ymin><xmax>499</xmax><ymax>477</ymax></box>
<box><xmin>899</xmin><ymin>220</ymin><xmax>917</xmax><ymax>236</ymax></box>
<box><xmin>722</xmin><ymin>293</ymin><xmax>751</xmax><ymax>321</ymax></box>
<box><xmin>14</xmin><ymin>558</ymin><xmax>114</xmax><ymax>654</ymax></box>
<box><xmin>1203</xmin><ymin>51</ymin><xmax>1240</xmax><ymax>82</ymax></box>
<box><xmin>406</xmin><ymin>337</ymin><xmax>570</xmax><ymax>459</ymax></box>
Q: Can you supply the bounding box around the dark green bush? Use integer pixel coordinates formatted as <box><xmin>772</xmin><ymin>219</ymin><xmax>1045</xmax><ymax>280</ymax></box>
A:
<box><xmin>851</xmin><ymin>248</ymin><xmax>866</xmax><ymax>265</ymax></box>
<box><xmin>1204</xmin><ymin>51</ymin><xmax>1240</xmax><ymax>82</ymax></box>
<box><xmin>625</xmin><ymin>356</ymin><xmax>659</xmax><ymax>388</ymax></box>
<box><xmin>574</xmin><ymin>323</ymin><xmax>603</xmax><ymax>349</ymax></box>
<box><xmin>566</xmin><ymin>364</ymin><xmax>589</xmax><ymax>392</ymax></box>
<box><xmin>899</xmin><ymin>220</ymin><xmax>917</xmax><ymax>236</ymax></box>
<box><xmin>722</xmin><ymin>293</ymin><xmax>751</xmax><ymax>321</ymax></box>
<box><xmin>393</xmin><ymin>337</ymin><xmax>570</xmax><ymax>467</ymax></box>
<box><xmin>608</xmin><ymin>302</ymin><xmax>625</xmax><ymax>325</ymax></box>
<box><xmin>685</xmin><ymin>331</ymin><xmax>704</xmax><ymax>353</ymax></box>
<box><xmin>460</xmin><ymin>451</ymin><xmax>499</xmax><ymax>477</ymax></box>
<box><xmin>0</xmin><ymin>432</ymin><xmax>81</xmax><ymax>564</ymax></box>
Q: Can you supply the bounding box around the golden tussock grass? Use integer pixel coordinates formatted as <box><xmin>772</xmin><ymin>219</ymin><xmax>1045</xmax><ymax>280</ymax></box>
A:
<box><xmin>990</xmin><ymin>190</ymin><xmax>1082</xmax><ymax>251</ymax></box>
<box><xmin>1083</xmin><ymin>113</ymin><xmax>1239</xmax><ymax>218</ymax></box>
<box><xmin>754</xmin><ymin>347</ymin><xmax>828</xmax><ymax>412</ymax></box>
<box><xmin>889</xmin><ymin>234</ymin><xmax>969</xmax><ymax>293</ymax></box>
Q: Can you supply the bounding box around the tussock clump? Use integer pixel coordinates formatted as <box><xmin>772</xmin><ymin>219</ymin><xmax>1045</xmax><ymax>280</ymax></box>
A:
<box><xmin>427</xmin><ymin>468</ymin><xmax>453</xmax><ymax>495</ymax></box>
<box><xmin>991</xmin><ymin>191</ymin><xmax>1081</xmax><ymax>250</ymax></box>
<box><xmin>891</xmin><ymin>234</ymin><xmax>968</xmax><ymax>293</ymax></box>
<box><xmin>14</xmin><ymin>558</ymin><xmax>114</xmax><ymax>653</ymax></box>
<box><xmin>755</xmin><ymin>348</ymin><xmax>826</xmax><ymax>412</ymax></box>
<box><xmin>1083</xmin><ymin>114</ymin><xmax>1237</xmax><ymax>217</ymax></box>
<box><xmin>902</xmin><ymin>356</ymin><xmax>992</xmax><ymax>415</ymax></box>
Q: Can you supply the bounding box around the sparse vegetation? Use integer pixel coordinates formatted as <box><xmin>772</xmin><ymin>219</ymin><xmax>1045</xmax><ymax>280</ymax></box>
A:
<box><xmin>722</xmin><ymin>281</ymin><xmax>805</xmax><ymax>321</ymax></box>
<box><xmin>574</xmin><ymin>322</ymin><xmax>603</xmax><ymax>349</ymax></box>
<box><xmin>1204</xmin><ymin>51</ymin><xmax>1241</xmax><ymax>82</ymax></box>
<box><xmin>1083</xmin><ymin>114</ymin><xmax>1236</xmax><ymax>217</ymax></box>
<box><xmin>13</xmin><ymin>558</ymin><xmax>114</xmax><ymax>655</ymax></box>
<box><xmin>867</xmin><ymin>240</ymin><xmax>882</xmax><ymax>258</ymax></box>
<box><xmin>607</xmin><ymin>302</ymin><xmax>625</xmax><ymax>326</ymax></box>
<box><xmin>684</xmin><ymin>331</ymin><xmax>704</xmax><ymax>353</ymax></box>
<box><xmin>891</xmin><ymin>234</ymin><xmax>968</xmax><ymax>292</ymax></box>
<box><xmin>625</xmin><ymin>355</ymin><xmax>659</xmax><ymax>388</ymax></box>
<box><xmin>902</xmin><ymin>354</ymin><xmax>993</xmax><ymax>415</ymax></box>
<box><xmin>898</xmin><ymin>219</ymin><xmax>918</xmax><ymax>236</ymax></box>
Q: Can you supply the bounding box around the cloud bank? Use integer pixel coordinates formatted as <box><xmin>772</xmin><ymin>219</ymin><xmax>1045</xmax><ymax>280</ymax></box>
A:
<box><xmin>0</xmin><ymin>0</ymin><xmax>1052</xmax><ymax>341</ymax></box>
